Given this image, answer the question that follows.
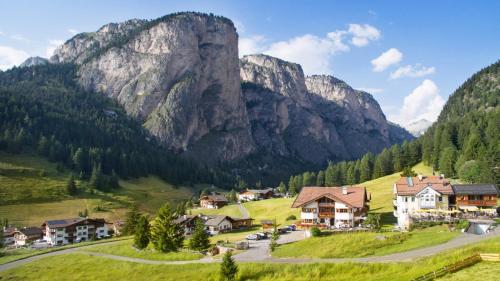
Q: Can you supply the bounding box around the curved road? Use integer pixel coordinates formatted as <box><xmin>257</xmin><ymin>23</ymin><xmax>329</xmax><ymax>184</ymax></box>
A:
<box><xmin>237</xmin><ymin>203</ymin><xmax>249</xmax><ymax>219</ymax></box>
<box><xmin>1</xmin><ymin>227</ymin><xmax>498</xmax><ymax>273</ymax></box>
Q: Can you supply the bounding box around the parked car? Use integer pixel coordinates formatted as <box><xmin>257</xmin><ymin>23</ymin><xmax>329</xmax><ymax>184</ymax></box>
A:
<box><xmin>278</xmin><ymin>227</ymin><xmax>290</xmax><ymax>233</ymax></box>
<box><xmin>287</xmin><ymin>225</ymin><xmax>297</xmax><ymax>231</ymax></box>
<box><xmin>256</xmin><ymin>232</ymin><xmax>268</xmax><ymax>239</ymax></box>
<box><xmin>246</xmin><ymin>234</ymin><xmax>260</xmax><ymax>240</ymax></box>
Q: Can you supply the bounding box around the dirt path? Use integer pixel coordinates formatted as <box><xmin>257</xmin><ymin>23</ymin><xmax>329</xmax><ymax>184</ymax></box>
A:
<box><xmin>237</xmin><ymin>203</ymin><xmax>250</xmax><ymax>218</ymax></box>
<box><xmin>1</xmin><ymin>227</ymin><xmax>498</xmax><ymax>272</ymax></box>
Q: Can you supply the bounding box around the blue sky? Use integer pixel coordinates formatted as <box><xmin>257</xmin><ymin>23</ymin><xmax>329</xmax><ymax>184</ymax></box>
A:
<box><xmin>0</xmin><ymin>0</ymin><xmax>499</xmax><ymax>126</ymax></box>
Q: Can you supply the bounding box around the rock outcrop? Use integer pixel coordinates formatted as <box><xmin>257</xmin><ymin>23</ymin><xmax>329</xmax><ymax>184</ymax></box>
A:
<box><xmin>51</xmin><ymin>13</ymin><xmax>255</xmax><ymax>163</ymax></box>
<box><xmin>50</xmin><ymin>12</ymin><xmax>412</xmax><ymax>178</ymax></box>
<box><xmin>20</xmin><ymin>56</ymin><xmax>49</xmax><ymax>67</ymax></box>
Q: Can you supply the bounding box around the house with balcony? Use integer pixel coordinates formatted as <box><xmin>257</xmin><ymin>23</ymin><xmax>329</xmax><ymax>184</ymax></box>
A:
<box><xmin>13</xmin><ymin>227</ymin><xmax>42</xmax><ymax>246</ymax></box>
<box><xmin>292</xmin><ymin>186</ymin><xmax>369</xmax><ymax>230</ymax></box>
<box><xmin>199</xmin><ymin>194</ymin><xmax>228</xmax><ymax>209</ymax></box>
<box><xmin>41</xmin><ymin>218</ymin><xmax>108</xmax><ymax>245</ymax></box>
<box><xmin>393</xmin><ymin>175</ymin><xmax>454</xmax><ymax>229</ymax></box>
<box><xmin>452</xmin><ymin>184</ymin><xmax>498</xmax><ymax>214</ymax></box>
<box><xmin>1</xmin><ymin>226</ymin><xmax>17</xmax><ymax>246</ymax></box>
<box><xmin>238</xmin><ymin>188</ymin><xmax>274</xmax><ymax>201</ymax></box>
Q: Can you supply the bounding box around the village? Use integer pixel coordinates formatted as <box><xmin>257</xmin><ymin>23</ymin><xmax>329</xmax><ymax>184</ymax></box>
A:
<box><xmin>2</xmin><ymin>173</ymin><xmax>498</xmax><ymax>259</ymax></box>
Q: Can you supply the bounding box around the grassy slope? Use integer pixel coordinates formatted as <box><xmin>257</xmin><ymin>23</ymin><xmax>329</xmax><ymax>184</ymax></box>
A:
<box><xmin>242</xmin><ymin>198</ymin><xmax>299</xmax><ymax>226</ymax></box>
<box><xmin>435</xmin><ymin>261</ymin><xmax>500</xmax><ymax>281</ymax></box>
<box><xmin>82</xmin><ymin>240</ymin><xmax>203</xmax><ymax>261</ymax></box>
<box><xmin>191</xmin><ymin>204</ymin><xmax>243</xmax><ymax>218</ymax></box>
<box><xmin>1</xmin><ymin>237</ymin><xmax>498</xmax><ymax>281</ymax></box>
<box><xmin>0</xmin><ymin>152</ymin><xmax>195</xmax><ymax>227</ymax></box>
<box><xmin>272</xmin><ymin>225</ymin><xmax>460</xmax><ymax>258</ymax></box>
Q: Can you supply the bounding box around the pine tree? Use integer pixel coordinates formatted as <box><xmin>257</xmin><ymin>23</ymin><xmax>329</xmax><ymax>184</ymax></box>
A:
<box><xmin>439</xmin><ymin>146</ymin><xmax>457</xmax><ymax>177</ymax></box>
<box><xmin>90</xmin><ymin>163</ymin><xmax>104</xmax><ymax>190</ymax></box>
<box><xmin>66</xmin><ymin>175</ymin><xmax>78</xmax><ymax>196</ymax></box>
<box><xmin>219</xmin><ymin>251</ymin><xmax>238</xmax><ymax>281</ymax></box>
<box><xmin>277</xmin><ymin>181</ymin><xmax>287</xmax><ymax>194</ymax></box>
<box><xmin>123</xmin><ymin>204</ymin><xmax>141</xmax><ymax>235</ymax></box>
<box><xmin>189</xmin><ymin>218</ymin><xmax>210</xmax><ymax>252</ymax></box>
<box><xmin>288</xmin><ymin>176</ymin><xmax>297</xmax><ymax>196</ymax></box>
<box><xmin>400</xmin><ymin>166</ymin><xmax>417</xmax><ymax>177</ymax></box>
<box><xmin>325</xmin><ymin>163</ymin><xmax>335</xmax><ymax>186</ymax></box>
<box><xmin>134</xmin><ymin>215</ymin><xmax>150</xmax><ymax>249</ymax></box>
<box><xmin>151</xmin><ymin>203</ymin><xmax>184</xmax><ymax>252</ymax></box>
<box><xmin>359</xmin><ymin>153</ymin><xmax>374</xmax><ymax>182</ymax></box>
<box><xmin>269</xmin><ymin>220</ymin><xmax>280</xmax><ymax>252</ymax></box>
<box><xmin>316</xmin><ymin>170</ymin><xmax>325</xmax><ymax>187</ymax></box>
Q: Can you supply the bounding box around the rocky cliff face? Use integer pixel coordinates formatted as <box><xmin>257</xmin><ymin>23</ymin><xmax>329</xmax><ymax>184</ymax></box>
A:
<box><xmin>20</xmin><ymin>56</ymin><xmax>49</xmax><ymax>67</ymax></box>
<box><xmin>51</xmin><ymin>13</ymin><xmax>255</xmax><ymax>163</ymax></box>
<box><xmin>50</xmin><ymin>12</ymin><xmax>412</xmax><ymax>180</ymax></box>
<box><xmin>240</xmin><ymin>55</ymin><xmax>412</xmax><ymax>167</ymax></box>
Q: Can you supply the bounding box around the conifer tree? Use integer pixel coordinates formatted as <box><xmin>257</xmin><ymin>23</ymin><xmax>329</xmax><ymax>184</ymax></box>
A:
<box><xmin>134</xmin><ymin>215</ymin><xmax>150</xmax><ymax>249</ymax></box>
<box><xmin>66</xmin><ymin>175</ymin><xmax>78</xmax><ymax>195</ymax></box>
<box><xmin>151</xmin><ymin>203</ymin><xmax>184</xmax><ymax>252</ymax></box>
<box><xmin>123</xmin><ymin>204</ymin><xmax>141</xmax><ymax>235</ymax></box>
<box><xmin>219</xmin><ymin>251</ymin><xmax>238</xmax><ymax>281</ymax></box>
<box><xmin>316</xmin><ymin>170</ymin><xmax>325</xmax><ymax>187</ymax></box>
<box><xmin>189</xmin><ymin>218</ymin><xmax>210</xmax><ymax>252</ymax></box>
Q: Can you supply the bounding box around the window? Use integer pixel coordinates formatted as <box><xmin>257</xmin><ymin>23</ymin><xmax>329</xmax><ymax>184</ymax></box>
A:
<box><xmin>411</xmin><ymin>197</ymin><xmax>415</xmax><ymax>202</ymax></box>
<box><xmin>438</xmin><ymin>196</ymin><xmax>443</xmax><ymax>202</ymax></box>
<box><xmin>302</xmin><ymin>219</ymin><xmax>315</xmax><ymax>224</ymax></box>
<box><xmin>404</xmin><ymin>197</ymin><xmax>408</xmax><ymax>202</ymax></box>
<box><xmin>318</xmin><ymin>197</ymin><xmax>334</xmax><ymax>203</ymax></box>
<box><xmin>302</xmin><ymin>208</ymin><xmax>317</xmax><ymax>213</ymax></box>
<box><xmin>336</xmin><ymin>208</ymin><xmax>349</xmax><ymax>213</ymax></box>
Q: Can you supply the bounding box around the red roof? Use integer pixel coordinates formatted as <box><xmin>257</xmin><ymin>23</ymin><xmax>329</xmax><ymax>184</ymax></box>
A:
<box><xmin>395</xmin><ymin>175</ymin><xmax>453</xmax><ymax>196</ymax></box>
<box><xmin>291</xmin><ymin>186</ymin><xmax>368</xmax><ymax>208</ymax></box>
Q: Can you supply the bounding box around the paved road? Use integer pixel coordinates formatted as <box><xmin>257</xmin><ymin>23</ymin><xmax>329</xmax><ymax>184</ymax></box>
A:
<box><xmin>1</xmin><ymin>227</ymin><xmax>498</xmax><ymax>272</ymax></box>
<box><xmin>237</xmin><ymin>203</ymin><xmax>249</xmax><ymax>219</ymax></box>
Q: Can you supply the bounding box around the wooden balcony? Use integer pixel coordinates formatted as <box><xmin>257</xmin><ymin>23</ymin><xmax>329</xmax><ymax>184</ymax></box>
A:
<box><xmin>318</xmin><ymin>212</ymin><xmax>334</xmax><ymax>218</ymax></box>
<box><xmin>457</xmin><ymin>200</ymin><xmax>496</xmax><ymax>207</ymax></box>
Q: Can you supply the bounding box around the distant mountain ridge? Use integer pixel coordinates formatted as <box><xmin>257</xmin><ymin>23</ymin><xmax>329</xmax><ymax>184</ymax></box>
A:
<box><xmin>405</xmin><ymin>119</ymin><xmax>433</xmax><ymax>137</ymax></box>
<box><xmin>14</xmin><ymin>12</ymin><xmax>413</xmax><ymax>183</ymax></box>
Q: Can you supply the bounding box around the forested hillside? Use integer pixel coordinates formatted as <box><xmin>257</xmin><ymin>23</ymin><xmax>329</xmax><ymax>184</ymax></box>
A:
<box><xmin>0</xmin><ymin>64</ymin><xmax>229</xmax><ymax>189</ymax></box>
<box><xmin>420</xmin><ymin>61</ymin><xmax>499</xmax><ymax>184</ymax></box>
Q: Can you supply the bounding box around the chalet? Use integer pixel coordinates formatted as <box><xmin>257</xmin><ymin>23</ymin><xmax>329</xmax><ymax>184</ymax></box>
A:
<box><xmin>231</xmin><ymin>218</ymin><xmax>254</xmax><ymax>229</ymax></box>
<box><xmin>1</xmin><ymin>226</ymin><xmax>17</xmax><ymax>246</ymax></box>
<box><xmin>238</xmin><ymin>188</ymin><xmax>274</xmax><ymax>201</ymax></box>
<box><xmin>260</xmin><ymin>220</ymin><xmax>275</xmax><ymax>231</ymax></box>
<box><xmin>201</xmin><ymin>215</ymin><xmax>234</xmax><ymax>235</ymax></box>
<box><xmin>452</xmin><ymin>184</ymin><xmax>499</xmax><ymax>213</ymax></box>
<box><xmin>199</xmin><ymin>194</ymin><xmax>228</xmax><ymax>209</ymax></box>
<box><xmin>292</xmin><ymin>186</ymin><xmax>369</xmax><ymax>230</ymax></box>
<box><xmin>42</xmin><ymin>218</ymin><xmax>108</xmax><ymax>245</ymax></box>
<box><xmin>13</xmin><ymin>227</ymin><xmax>42</xmax><ymax>246</ymax></box>
<box><xmin>174</xmin><ymin>215</ymin><xmax>199</xmax><ymax>235</ymax></box>
<box><xmin>393</xmin><ymin>175</ymin><xmax>454</xmax><ymax>229</ymax></box>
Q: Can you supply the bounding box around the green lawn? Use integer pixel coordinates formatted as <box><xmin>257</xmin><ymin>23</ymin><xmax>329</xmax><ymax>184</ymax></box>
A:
<box><xmin>435</xmin><ymin>261</ymin><xmax>500</xmax><ymax>280</ymax></box>
<box><xmin>82</xmin><ymin>240</ymin><xmax>203</xmax><ymax>261</ymax></box>
<box><xmin>242</xmin><ymin>197</ymin><xmax>299</xmax><ymax>226</ymax></box>
<box><xmin>191</xmin><ymin>204</ymin><xmax>243</xmax><ymax>218</ymax></box>
<box><xmin>0</xmin><ymin>236</ymin><xmax>131</xmax><ymax>265</ymax></box>
<box><xmin>272</xmin><ymin>225</ymin><xmax>460</xmax><ymax>258</ymax></box>
<box><xmin>1</xmin><ymin>237</ymin><xmax>499</xmax><ymax>281</ymax></box>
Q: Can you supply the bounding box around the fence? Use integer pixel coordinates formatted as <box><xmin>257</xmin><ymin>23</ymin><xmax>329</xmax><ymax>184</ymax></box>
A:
<box><xmin>411</xmin><ymin>253</ymin><xmax>499</xmax><ymax>281</ymax></box>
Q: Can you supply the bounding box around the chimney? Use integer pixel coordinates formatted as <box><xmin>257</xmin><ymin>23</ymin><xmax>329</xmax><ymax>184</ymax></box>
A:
<box><xmin>342</xmin><ymin>186</ymin><xmax>348</xmax><ymax>195</ymax></box>
<box><xmin>418</xmin><ymin>174</ymin><xmax>423</xmax><ymax>181</ymax></box>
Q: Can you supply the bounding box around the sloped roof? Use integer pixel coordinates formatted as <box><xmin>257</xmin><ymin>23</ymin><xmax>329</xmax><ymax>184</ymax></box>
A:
<box><xmin>200</xmin><ymin>194</ymin><xmax>228</xmax><ymax>202</ymax></box>
<box><xmin>242</xmin><ymin>188</ymin><xmax>274</xmax><ymax>194</ymax></box>
<box><xmin>395</xmin><ymin>176</ymin><xmax>453</xmax><ymax>196</ymax></box>
<box><xmin>17</xmin><ymin>227</ymin><xmax>42</xmax><ymax>236</ymax></box>
<box><xmin>174</xmin><ymin>215</ymin><xmax>198</xmax><ymax>225</ymax></box>
<box><xmin>43</xmin><ymin>218</ymin><xmax>105</xmax><ymax>228</ymax></box>
<box><xmin>452</xmin><ymin>184</ymin><xmax>499</xmax><ymax>195</ymax></box>
<box><xmin>291</xmin><ymin>186</ymin><xmax>368</xmax><ymax>208</ymax></box>
<box><xmin>204</xmin><ymin>215</ymin><xmax>234</xmax><ymax>226</ymax></box>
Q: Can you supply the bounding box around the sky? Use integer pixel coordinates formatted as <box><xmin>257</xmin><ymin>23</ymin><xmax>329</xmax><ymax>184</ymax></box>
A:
<box><xmin>0</xmin><ymin>0</ymin><xmax>499</xmax><ymax>126</ymax></box>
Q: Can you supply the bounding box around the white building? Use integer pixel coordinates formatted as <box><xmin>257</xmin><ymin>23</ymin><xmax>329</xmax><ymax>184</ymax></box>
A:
<box><xmin>292</xmin><ymin>186</ymin><xmax>369</xmax><ymax>230</ymax></box>
<box><xmin>237</xmin><ymin>188</ymin><xmax>274</xmax><ymax>202</ymax></box>
<box><xmin>393</xmin><ymin>175</ymin><xmax>453</xmax><ymax>229</ymax></box>
<box><xmin>200</xmin><ymin>215</ymin><xmax>234</xmax><ymax>235</ymax></box>
<box><xmin>41</xmin><ymin>218</ymin><xmax>108</xmax><ymax>245</ymax></box>
<box><xmin>13</xmin><ymin>227</ymin><xmax>42</xmax><ymax>246</ymax></box>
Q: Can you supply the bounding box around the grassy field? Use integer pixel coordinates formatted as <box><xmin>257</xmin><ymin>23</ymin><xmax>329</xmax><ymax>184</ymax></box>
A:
<box><xmin>1</xmin><ymin>237</ymin><xmax>498</xmax><ymax>281</ymax></box>
<box><xmin>0</xmin><ymin>152</ymin><xmax>196</xmax><ymax>226</ymax></box>
<box><xmin>243</xmin><ymin>198</ymin><xmax>299</xmax><ymax>226</ymax></box>
<box><xmin>435</xmin><ymin>261</ymin><xmax>500</xmax><ymax>280</ymax></box>
<box><xmin>191</xmin><ymin>204</ymin><xmax>243</xmax><ymax>218</ymax></box>
<box><xmin>82</xmin><ymin>240</ymin><xmax>203</xmax><ymax>261</ymax></box>
<box><xmin>272</xmin><ymin>225</ymin><xmax>460</xmax><ymax>258</ymax></box>
<box><xmin>0</xmin><ymin>236</ymin><xmax>131</xmax><ymax>265</ymax></box>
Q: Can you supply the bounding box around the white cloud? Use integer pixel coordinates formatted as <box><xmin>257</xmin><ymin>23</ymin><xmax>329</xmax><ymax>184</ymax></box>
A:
<box><xmin>67</xmin><ymin>29</ymin><xmax>78</xmax><ymax>35</ymax></box>
<box><xmin>371</xmin><ymin>48</ymin><xmax>403</xmax><ymax>72</ymax></box>
<box><xmin>357</xmin><ymin>87</ymin><xmax>384</xmax><ymax>94</ymax></box>
<box><xmin>264</xmin><ymin>31</ymin><xmax>350</xmax><ymax>74</ymax></box>
<box><xmin>0</xmin><ymin>45</ymin><xmax>29</xmax><ymax>70</ymax></box>
<box><xmin>348</xmin><ymin>24</ymin><xmax>381</xmax><ymax>47</ymax></box>
<box><xmin>0</xmin><ymin>31</ymin><xmax>4</xmax><ymax>36</ymax></box>
<box><xmin>390</xmin><ymin>79</ymin><xmax>445</xmax><ymax>125</ymax></box>
<box><xmin>239</xmin><ymin>35</ymin><xmax>267</xmax><ymax>56</ymax></box>
<box><xmin>390</xmin><ymin>64</ymin><xmax>436</xmax><ymax>79</ymax></box>
<box><xmin>46</xmin><ymin>39</ymin><xmax>64</xmax><ymax>58</ymax></box>
<box><xmin>239</xmin><ymin>23</ymin><xmax>380</xmax><ymax>74</ymax></box>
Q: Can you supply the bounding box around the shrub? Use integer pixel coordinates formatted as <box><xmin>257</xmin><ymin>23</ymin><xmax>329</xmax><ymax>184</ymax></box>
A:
<box><xmin>286</xmin><ymin>215</ymin><xmax>297</xmax><ymax>221</ymax></box>
<box><xmin>456</xmin><ymin>219</ymin><xmax>470</xmax><ymax>230</ymax></box>
<box><xmin>311</xmin><ymin>227</ymin><xmax>321</xmax><ymax>237</ymax></box>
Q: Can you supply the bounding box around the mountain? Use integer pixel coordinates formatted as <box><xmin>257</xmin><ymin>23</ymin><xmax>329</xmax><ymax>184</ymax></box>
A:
<box><xmin>405</xmin><ymin>119</ymin><xmax>433</xmax><ymax>137</ymax></box>
<box><xmin>420</xmin><ymin>61</ymin><xmax>499</xmax><ymax>183</ymax></box>
<box><xmin>43</xmin><ymin>12</ymin><xmax>412</xmax><ymax>184</ymax></box>
<box><xmin>20</xmin><ymin>56</ymin><xmax>49</xmax><ymax>67</ymax></box>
